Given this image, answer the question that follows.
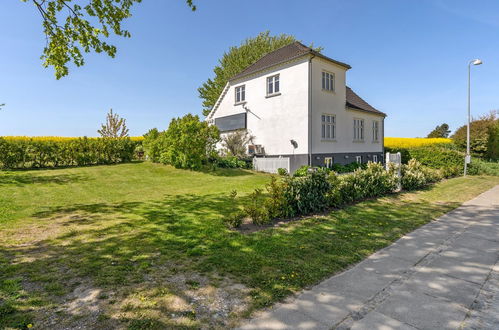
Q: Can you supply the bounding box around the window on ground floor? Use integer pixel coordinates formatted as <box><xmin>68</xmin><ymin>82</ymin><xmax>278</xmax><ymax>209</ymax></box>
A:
<box><xmin>321</xmin><ymin>114</ymin><xmax>336</xmax><ymax>140</ymax></box>
<box><xmin>373</xmin><ymin>155</ymin><xmax>378</xmax><ymax>162</ymax></box>
<box><xmin>356</xmin><ymin>155</ymin><xmax>362</xmax><ymax>163</ymax></box>
<box><xmin>324</xmin><ymin>157</ymin><xmax>333</xmax><ymax>168</ymax></box>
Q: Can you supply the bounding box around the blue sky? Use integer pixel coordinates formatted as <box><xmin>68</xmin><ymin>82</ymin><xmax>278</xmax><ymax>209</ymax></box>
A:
<box><xmin>1</xmin><ymin>0</ymin><xmax>498</xmax><ymax>137</ymax></box>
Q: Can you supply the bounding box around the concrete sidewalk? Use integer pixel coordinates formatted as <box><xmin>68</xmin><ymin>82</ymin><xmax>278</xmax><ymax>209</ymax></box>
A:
<box><xmin>239</xmin><ymin>185</ymin><xmax>499</xmax><ymax>330</ymax></box>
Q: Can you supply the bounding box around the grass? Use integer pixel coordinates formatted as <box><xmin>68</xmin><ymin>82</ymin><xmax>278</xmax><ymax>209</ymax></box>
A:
<box><xmin>1</xmin><ymin>162</ymin><xmax>498</xmax><ymax>329</ymax></box>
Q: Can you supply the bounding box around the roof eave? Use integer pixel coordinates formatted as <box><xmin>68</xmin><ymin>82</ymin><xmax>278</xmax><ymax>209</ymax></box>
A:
<box><xmin>346</xmin><ymin>105</ymin><xmax>387</xmax><ymax>117</ymax></box>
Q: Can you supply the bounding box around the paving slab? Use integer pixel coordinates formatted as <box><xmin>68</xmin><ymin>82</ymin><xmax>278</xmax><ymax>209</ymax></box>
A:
<box><xmin>375</xmin><ymin>290</ymin><xmax>468</xmax><ymax>329</ymax></box>
<box><xmin>350</xmin><ymin>311</ymin><xmax>418</xmax><ymax>330</ymax></box>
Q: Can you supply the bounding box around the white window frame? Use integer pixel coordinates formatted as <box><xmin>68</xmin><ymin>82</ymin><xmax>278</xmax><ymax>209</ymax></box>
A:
<box><xmin>321</xmin><ymin>114</ymin><xmax>336</xmax><ymax>140</ymax></box>
<box><xmin>356</xmin><ymin>156</ymin><xmax>362</xmax><ymax>164</ymax></box>
<box><xmin>322</xmin><ymin>71</ymin><xmax>335</xmax><ymax>92</ymax></box>
<box><xmin>373</xmin><ymin>155</ymin><xmax>378</xmax><ymax>163</ymax></box>
<box><xmin>267</xmin><ymin>74</ymin><xmax>280</xmax><ymax>96</ymax></box>
<box><xmin>235</xmin><ymin>85</ymin><xmax>245</xmax><ymax>104</ymax></box>
<box><xmin>372</xmin><ymin>120</ymin><xmax>380</xmax><ymax>142</ymax></box>
<box><xmin>353</xmin><ymin>118</ymin><xmax>365</xmax><ymax>141</ymax></box>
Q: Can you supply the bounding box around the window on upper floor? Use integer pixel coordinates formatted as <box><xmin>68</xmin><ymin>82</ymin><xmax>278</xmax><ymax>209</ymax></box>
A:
<box><xmin>372</xmin><ymin>121</ymin><xmax>380</xmax><ymax>142</ymax></box>
<box><xmin>353</xmin><ymin>118</ymin><xmax>364</xmax><ymax>141</ymax></box>
<box><xmin>235</xmin><ymin>85</ymin><xmax>245</xmax><ymax>104</ymax></box>
<box><xmin>267</xmin><ymin>74</ymin><xmax>280</xmax><ymax>96</ymax></box>
<box><xmin>322</xmin><ymin>71</ymin><xmax>335</xmax><ymax>92</ymax></box>
<box><xmin>321</xmin><ymin>114</ymin><xmax>336</xmax><ymax>140</ymax></box>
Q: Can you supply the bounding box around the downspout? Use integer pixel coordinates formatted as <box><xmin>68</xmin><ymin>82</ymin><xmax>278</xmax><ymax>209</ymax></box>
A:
<box><xmin>308</xmin><ymin>54</ymin><xmax>315</xmax><ymax>166</ymax></box>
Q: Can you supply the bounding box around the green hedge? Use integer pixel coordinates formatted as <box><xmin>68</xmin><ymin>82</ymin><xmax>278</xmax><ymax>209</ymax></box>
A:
<box><xmin>385</xmin><ymin>145</ymin><xmax>464</xmax><ymax>177</ymax></box>
<box><xmin>0</xmin><ymin>137</ymin><xmax>138</xmax><ymax>169</ymax></box>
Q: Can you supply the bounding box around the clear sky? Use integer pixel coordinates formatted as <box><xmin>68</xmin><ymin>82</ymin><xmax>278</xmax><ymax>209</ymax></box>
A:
<box><xmin>1</xmin><ymin>0</ymin><xmax>498</xmax><ymax>137</ymax></box>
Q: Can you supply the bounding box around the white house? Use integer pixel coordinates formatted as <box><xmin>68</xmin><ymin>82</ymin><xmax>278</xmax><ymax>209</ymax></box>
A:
<box><xmin>206</xmin><ymin>42</ymin><xmax>386</xmax><ymax>173</ymax></box>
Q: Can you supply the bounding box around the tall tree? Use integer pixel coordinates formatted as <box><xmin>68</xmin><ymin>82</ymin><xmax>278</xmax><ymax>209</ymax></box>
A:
<box><xmin>198</xmin><ymin>31</ymin><xmax>321</xmax><ymax>116</ymax></box>
<box><xmin>452</xmin><ymin>111</ymin><xmax>498</xmax><ymax>157</ymax></box>
<box><xmin>22</xmin><ymin>0</ymin><xmax>196</xmax><ymax>79</ymax></box>
<box><xmin>427</xmin><ymin>123</ymin><xmax>451</xmax><ymax>138</ymax></box>
<box><xmin>98</xmin><ymin>109</ymin><xmax>129</xmax><ymax>138</ymax></box>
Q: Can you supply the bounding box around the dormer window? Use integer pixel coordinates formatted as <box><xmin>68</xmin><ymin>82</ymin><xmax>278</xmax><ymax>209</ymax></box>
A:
<box><xmin>267</xmin><ymin>74</ymin><xmax>280</xmax><ymax>96</ymax></box>
<box><xmin>235</xmin><ymin>85</ymin><xmax>245</xmax><ymax>104</ymax></box>
<box><xmin>322</xmin><ymin>71</ymin><xmax>335</xmax><ymax>92</ymax></box>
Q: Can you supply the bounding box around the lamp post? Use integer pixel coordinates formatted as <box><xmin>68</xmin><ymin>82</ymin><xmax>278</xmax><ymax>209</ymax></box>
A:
<box><xmin>464</xmin><ymin>59</ymin><xmax>483</xmax><ymax>176</ymax></box>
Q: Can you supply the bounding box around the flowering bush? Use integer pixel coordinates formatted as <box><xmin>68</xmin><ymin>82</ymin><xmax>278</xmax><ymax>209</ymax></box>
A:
<box><xmin>400</xmin><ymin>159</ymin><xmax>442</xmax><ymax>190</ymax></box>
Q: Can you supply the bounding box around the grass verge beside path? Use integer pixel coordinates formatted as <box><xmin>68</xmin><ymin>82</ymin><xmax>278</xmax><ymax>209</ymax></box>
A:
<box><xmin>0</xmin><ymin>163</ymin><xmax>497</xmax><ymax>329</ymax></box>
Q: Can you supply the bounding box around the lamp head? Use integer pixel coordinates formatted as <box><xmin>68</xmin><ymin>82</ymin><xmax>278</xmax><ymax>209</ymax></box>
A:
<box><xmin>472</xmin><ymin>59</ymin><xmax>483</xmax><ymax>65</ymax></box>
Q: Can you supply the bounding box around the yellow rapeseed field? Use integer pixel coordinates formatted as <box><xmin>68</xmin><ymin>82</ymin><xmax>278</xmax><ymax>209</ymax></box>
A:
<box><xmin>384</xmin><ymin>137</ymin><xmax>452</xmax><ymax>149</ymax></box>
<box><xmin>2</xmin><ymin>136</ymin><xmax>144</xmax><ymax>141</ymax></box>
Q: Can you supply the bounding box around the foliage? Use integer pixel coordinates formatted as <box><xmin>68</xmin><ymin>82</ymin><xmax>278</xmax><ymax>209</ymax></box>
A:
<box><xmin>214</xmin><ymin>155</ymin><xmax>250</xmax><ymax>169</ymax></box>
<box><xmin>468</xmin><ymin>159</ymin><xmax>499</xmax><ymax>176</ymax></box>
<box><xmin>277</xmin><ymin>168</ymin><xmax>288</xmax><ymax>176</ymax></box>
<box><xmin>330</xmin><ymin>162</ymin><xmax>366</xmax><ymax>173</ymax></box>
<box><xmin>223</xmin><ymin>190</ymin><xmax>245</xmax><ymax>228</ymax></box>
<box><xmin>384</xmin><ymin>137</ymin><xmax>452</xmax><ymax>149</ymax></box>
<box><xmin>221</xmin><ymin>130</ymin><xmax>254</xmax><ymax>158</ymax></box>
<box><xmin>400</xmin><ymin>159</ymin><xmax>442</xmax><ymax>190</ymax></box>
<box><xmin>244</xmin><ymin>188</ymin><xmax>270</xmax><ymax>225</ymax></box>
<box><xmin>23</xmin><ymin>0</ymin><xmax>195</xmax><ymax>79</ymax></box>
<box><xmin>153</xmin><ymin>114</ymin><xmax>220</xmax><ymax>170</ymax></box>
<box><xmin>487</xmin><ymin>119</ymin><xmax>499</xmax><ymax>160</ymax></box>
<box><xmin>293</xmin><ymin>165</ymin><xmax>311</xmax><ymax>177</ymax></box>
<box><xmin>97</xmin><ymin>109</ymin><xmax>129</xmax><ymax>138</ymax></box>
<box><xmin>0</xmin><ymin>136</ymin><xmax>137</xmax><ymax>169</ymax></box>
<box><xmin>265</xmin><ymin>172</ymin><xmax>331</xmax><ymax>219</ymax></box>
<box><xmin>142</xmin><ymin>128</ymin><xmax>164</xmax><ymax>163</ymax></box>
<box><xmin>452</xmin><ymin>111</ymin><xmax>498</xmax><ymax>158</ymax></box>
<box><xmin>198</xmin><ymin>31</ymin><xmax>321</xmax><ymax>116</ymax></box>
<box><xmin>329</xmin><ymin>162</ymin><xmax>398</xmax><ymax>207</ymax></box>
<box><xmin>427</xmin><ymin>123</ymin><xmax>451</xmax><ymax>138</ymax></box>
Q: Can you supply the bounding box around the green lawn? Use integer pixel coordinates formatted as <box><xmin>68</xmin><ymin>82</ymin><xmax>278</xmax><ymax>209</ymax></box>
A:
<box><xmin>1</xmin><ymin>162</ymin><xmax>498</xmax><ymax>329</ymax></box>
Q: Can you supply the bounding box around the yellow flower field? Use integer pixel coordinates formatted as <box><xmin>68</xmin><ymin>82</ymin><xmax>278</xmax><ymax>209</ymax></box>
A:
<box><xmin>384</xmin><ymin>137</ymin><xmax>452</xmax><ymax>149</ymax></box>
<box><xmin>2</xmin><ymin>136</ymin><xmax>144</xmax><ymax>142</ymax></box>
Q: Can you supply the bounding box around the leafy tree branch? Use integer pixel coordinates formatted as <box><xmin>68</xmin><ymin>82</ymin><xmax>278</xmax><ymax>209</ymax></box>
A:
<box><xmin>23</xmin><ymin>0</ymin><xmax>196</xmax><ymax>79</ymax></box>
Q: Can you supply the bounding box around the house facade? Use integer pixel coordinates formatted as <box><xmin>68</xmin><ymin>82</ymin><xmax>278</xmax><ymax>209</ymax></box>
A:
<box><xmin>207</xmin><ymin>42</ymin><xmax>386</xmax><ymax>173</ymax></box>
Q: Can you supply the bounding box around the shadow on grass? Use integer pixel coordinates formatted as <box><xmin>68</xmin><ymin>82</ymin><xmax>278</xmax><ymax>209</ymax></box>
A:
<box><xmin>1</xmin><ymin>188</ymin><xmax>478</xmax><ymax>329</ymax></box>
<box><xmin>198</xmin><ymin>167</ymin><xmax>256</xmax><ymax>177</ymax></box>
<box><xmin>0</xmin><ymin>173</ymin><xmax>88</xmax><ymax>187</ymax></box>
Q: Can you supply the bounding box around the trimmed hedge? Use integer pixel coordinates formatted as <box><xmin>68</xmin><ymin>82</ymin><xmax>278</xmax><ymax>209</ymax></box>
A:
<box><xmin>385</xmin><ymin>145</ymin><xmax>464</xmax><ymax>177</ymax></box>
<box><xmin>0</xmin><ymin>137</ymin><xmax>138</xmax><ymax>169</ymax></box>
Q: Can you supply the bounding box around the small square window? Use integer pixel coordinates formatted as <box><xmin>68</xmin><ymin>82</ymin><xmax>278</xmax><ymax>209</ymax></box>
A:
<box><xmin>356</xmin><ymin>156</ymin><xmax>362</xmax><ymax>163</ymax></box>
<box><xmin>373</xmin><ymin>155</ymin><xmax>378</xmax><ymax>163</ymax></box>
<box><xmin>324</xmin><ymin>157</ymin><xmax>333</xmax><ymax>168</ymax></box>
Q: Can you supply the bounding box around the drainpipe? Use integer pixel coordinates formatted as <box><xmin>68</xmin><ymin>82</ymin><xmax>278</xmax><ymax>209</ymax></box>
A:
<box><xmin>308</xmin><ymin>54</ymin><xmax>315</xmax><ymax>166</ymax></box>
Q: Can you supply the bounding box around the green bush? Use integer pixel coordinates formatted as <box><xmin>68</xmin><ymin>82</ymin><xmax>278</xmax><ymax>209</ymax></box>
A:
<box><xmin>215</xmin><ymin>155</ymin><xmax>250</xmax><ymax>169</ymax></box>
<box><xmin>244</xmin><ymin>188</ymin><xmax>270</xmax><ymax>225</ymax></box>
<box><xmin>293</xmin><ymin>165</ymin><xmax>310</xmax><ymax>177</ymax></box>
<box><xmin>277</xmin><ymin>168</ymin><xmax>288</xmax><ymax>176</ymax></box>
<box><xmin>0</xmin><ymin>137</ymin><xmax>137</xmax><ymax>169</ymax></box>
<box><xmin>386</xmin><ymin>145</ymin><xmax>463</xmax><ymax>177</ymax></box>
<box><xmin>330</xmin><ymin>162</ymin><xmax>366</xmax><ymax>173</ymax></box>
<box><xmin>265</xmin><ymin>171</ymin><xmax>331</xmax><ymax>218</ymax></box>
<box><xmin>223</xmin><ymin>190</ymin><xmax>245</xmax><ymax>228</ymax></box>
<box><xmin>329</xmin><ymin>162</ymin><xmax>398</xmax><ymax>207</ymax></box>
<box><xmin>400</xmin><ymin>159</ymin><xmax>442</xmax><ymax>190</ymax></box>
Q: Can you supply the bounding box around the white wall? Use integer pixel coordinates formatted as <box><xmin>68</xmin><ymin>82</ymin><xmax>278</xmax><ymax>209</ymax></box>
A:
<box><xmin>310</xmin><ymin>57</ymin><xmax>384</xmax><ymax>154</ymax></box>
<box><xmin>212</xmin><ymin>57</ymin><xmax>310</xmax><ymax>156</ymax></box>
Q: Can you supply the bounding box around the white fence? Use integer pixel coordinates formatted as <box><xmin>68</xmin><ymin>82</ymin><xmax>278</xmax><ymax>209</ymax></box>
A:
<box><xmin>253</xmin><ymin>157</ymin><xmax>290</xmax><ymax>174</ymax></box>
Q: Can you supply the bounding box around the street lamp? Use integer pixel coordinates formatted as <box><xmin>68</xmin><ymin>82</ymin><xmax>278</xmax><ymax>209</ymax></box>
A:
<box><xmin>464</xmin><ymin>59</ymin><xmax>483</xmax><ymax>176</ymax></box>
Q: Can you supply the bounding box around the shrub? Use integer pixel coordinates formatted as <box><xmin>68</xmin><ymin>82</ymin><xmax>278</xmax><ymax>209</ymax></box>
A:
<box><xmin>329</xmin><ymin>162</ymin><xmax>398</xmax><ymax>207</ymax></box>
<box><xmin>215</xmin><ymin>155</ymin><xmax>250</xmax><ymax>169</ymax></box>
<box><xmin>0</xmin><ymin>137</ymin><xmax>137</xmax><ymax>169</ymax></box>
<box><xmin>159</xmin><ymin>114</ymin><xmax>220</xmax><ymax>170</ymax></box>
<box><xmin>330</xmin><ymin>162</ymin><xmax>365</xmax><ymax>173</ymax></box>
<box><xmin>277</xmin><ymin>168</ymin><xmax>288</xmax><ymax>176</ymax></box>
<box><xmin>223</xmin><ymin>190</ymin><xmax>245</xmax><ymax>228</ymax></box>
<box><xmin>293</xmin><ymin>165</ymin><xmax>311</xmax><ymax>177</ymax></box>
<box><xmin>400</xmin><ymin>159</ymin><xmax>442</xmax><ymax>190</ymax></box>
<box><xmin>452</xmin><ymin>111</ymin><xmax>498</xmax><ymax>158</ymax></box>
<box><xmin>244</xmin><ymin>188</ymin><xmax>271</xmax><ymax>225</ymax></box>
<box><xmin>265</xmin><ymin>172</ymin><xmax>331</xmax><ymax>218</ymax></box>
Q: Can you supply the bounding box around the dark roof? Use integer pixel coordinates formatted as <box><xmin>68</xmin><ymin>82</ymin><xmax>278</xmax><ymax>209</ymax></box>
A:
<box><xmin>230</xmin><ymin>41</ymin><xmax>351</xmax><ymax>81</ymax></box>
<box><xmin>346</xmin><ymin>87</ymin><xmax>385</xmax><ymax>116</ymax></box>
